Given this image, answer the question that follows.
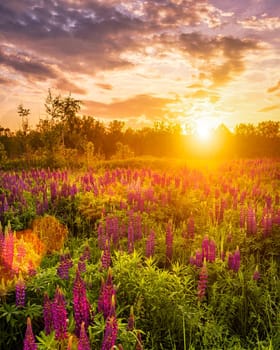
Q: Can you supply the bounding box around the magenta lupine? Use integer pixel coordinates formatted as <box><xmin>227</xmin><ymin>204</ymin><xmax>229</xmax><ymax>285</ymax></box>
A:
<box><xmin>57</xmin><ymin>253</ymin><xmax>73</xmax><ymax>280</ymax></box>
<box><xmin>2</xmin><ymin>230</ymin><xmax>14</xmax><ymax>271</ymax></box>
<box><xmin>208</xmin><ymin>239</ymin><xmax>216</xmax><ymax>263</ymax></box>
<box><xmin>101</xmin><ymin>240</ymin><xmax>111</xmax><ymax>269</ymax></box>
<box><xmin>73</xmin><ymin>269</ymin><xmax>91</xmax><ymax>337</ymax></box>
<box><xmin>136</xmin><ymin>331</ymin><xmax>144</xmax><ymax>350</ymax></box>
<box><xmin>247</xmin><ymin>206</ymin><xmax>257</xmax><ymax>235</ymax></box>
<box><xmin>127</xmin><ymin>306</ymin><xmax>135</xmax><ymax>331</ymax></box>
<box><xmin>228</xmin><ymin>247</ymin><xmax>241</xmax><ymax>272</ymax></box>
<box><xmin>23</xmin><ymin>317</ymin><xmax>37</xmax><ymax>350</ymax></box>
<box><xmin>52</xmin><ymin>287</ymin><xmax>68</xmax><ymax>340</ymax></box>
<box><xmin>195</xmin><ymin>249</ymin><xmax>203</xmax><ymax>267</ymax></box>
<box><xmin>202</xmin><ymin>236</ymin><xmax>209</xmax><ymax>261</ymax></box>
<box><xmin>253</xmin><ymin>266</ymin><xmax>261</xmax><ymax>281</ymax></box>
<box><xmin>98</xmin><ymin>269</ymin><xmax>116</xmax><ymax>319</ymax></box>
<box><xmin>145</xmin><ymin>229</ymin><xmax>155</xmax><ymax>258</ymax></box>
<box><xmin>197</xmin><ymin>260</ymin><xmax>208</xmax><ymax>300</ymax></box>
<box><xmin>101</xmin><ymin>315</ymin><xmax>118</xmax><ymax>350</ymax></box>
<box><xmin>165</xmin><ymin>222</ymin><xmax>173</xmax><ymax>264</ymax></box>
<box><xmin>78</xmin><ymin>322</ymin><xmax>90</xmax><ymax>350</ymax></box>
<box><xmin>127</xmin><ymin>222</ymin><xmax>134</xmax><ymax>254</ymax></box>
<box><xmin>15</xmin><ymin>277</ymin><xmax>26</xmax><ymax>307</ymax></box>
<box><xmin>43</xmin><ymin>293</ymin><xmax>53</xmax><ymax>335</ymax></box>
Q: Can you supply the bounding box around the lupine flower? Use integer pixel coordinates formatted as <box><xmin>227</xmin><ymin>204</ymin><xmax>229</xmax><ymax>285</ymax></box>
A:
<box><xmin>52</xmin><ymin>287</ymin><xmax>68</xmax><ymax>340</ymax></box>
<box><xmin>197</xmin><ymin>260</ymin><xmax>208</xmax><ymax>300</ymax></box>
<box><xmin>43</xmin><ymin>293</ymin><xmax>53</xmax><ymax>335</ymax></box>
<box><xmin>101</xmin><ymin>240</ymin><xmax>111</xmax><ymax>269</ymax></box>
<box><xmin>253</xmin><ymin>265</ymin><xmax>261</xmax><ymax>281</ymax></box>
<box><xmin>127</xmin><ymin>222</ymin><xmax>134</xmax><ymax>254</ymax></box>
<box><xmin>23</xmin><ymin>317</ymin><xmax>37</xmax><ymax>350</ymax></box>
<box><xmin>15</xmin><ymin>275</ymin><xmax>26</xmax><ymax>307</ymax></box>
<box><xmin>78</xmin><ymin>322</ymin><xmax>90</xmax><ymax>350</ymax></box>
<box><xmin>57</xmin><ymin>253</ymin><xmax>73</xmax><ymax>280</ymax></box>
<box><xmin>98</xmin><ymin>269</ymin><xmax>116</xmax><ymax>319</ymax></box>
<box><xmin>101</xmin><ymin>315</ymin><xmax>118</xmax><ymax>350</ymax></box>
<box><xmin>127</xmin><ymin>306</ymin><xmax>135</xmax><ymax>331</ymax></box>
<box><xmin>73</xmin><ymin>269</ymin><xmax>91</xmax><ymax>337</ymax></box>
<box><xmin>228</xmin><ymin>247</ymin><xmax>241</xmax><ymax>272</ymax></box>
<box><xmin>136</xmin><ymin>331</ymin><xmax>144</xmax><ymax>350</ymax></box>
<box><xmin>247</xmin><ymin>206</ymin><xmax>257</xmax><ymax>235</ymax></box>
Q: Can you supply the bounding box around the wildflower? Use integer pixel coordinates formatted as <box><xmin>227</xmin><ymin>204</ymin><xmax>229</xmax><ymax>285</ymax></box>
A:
<box><xmin>15</xmin><ymin>276</ymin><xmax>26</xmax><ymax>307</ymax></box>
<box><xmin>23</xmin><ymin>317</ymin><xmax>37</xmax><ymax>350</ymax></box>
<box><xmin>43</xmin><ymin>293</ymin><xmax>53</xmax><ymax>335</ymax></box>
<box><xmin>98</xmin><ymin>269</ymin><xmax>116</xmax><ymax>319</ymax></box>
<box><xmin>101</xmin><ymin>240</ymin><xmax>111</xmax><ymax>269</ymax></box>
<box><xmin>52</xmin><ymin>287</ymin><xmax>68</xmax><ymax>340</ymax></box>
<box><xmin>127</xmin><ymin>306</ymin><xmax>135</xmax><ymax>331</ymax></box>
<box><xmin>136</xmin><ymin>331</ymin><xmax>144</xmax><ymax>350</ymax></box>
<box><xmin>253</xmin><ymin>265</ymin><xmax>261</xmax><ymax>281</ymax></box>
<box><xmin>101</xmin><ymin>315</ymin><xmax>118</xmax><ymax>350</ymax></box>
<box><xmin>197</xmin><ymin>260</ymin><xmax>208</xmax><ymax>300</ymax></box>
<box><xmin>73</xmin><ymin>269</ymin><xmax>91</xmax><ymax>337</ymax></box>
<box><xmin>145</xmin><ymin>229</ymin><xmax>155</xmax><ymax>258</ymax></box>
<box><xmin>78</xmin><ymin>322</ymin><xmax>90</xmax><ymax>350</ymax></box>
<box><xmin>57</xmin><ymin>252</ymin><xmax>73</xmax><ymax>280</ymax></box>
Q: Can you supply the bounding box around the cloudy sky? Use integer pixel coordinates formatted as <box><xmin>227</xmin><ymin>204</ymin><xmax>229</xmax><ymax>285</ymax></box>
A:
<box><xmin>0</xmin><ymin>0</ymin><xmax>279</xmax><ymax>132</ymax></box>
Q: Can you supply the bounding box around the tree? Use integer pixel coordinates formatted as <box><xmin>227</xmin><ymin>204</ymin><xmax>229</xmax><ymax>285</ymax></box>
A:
<box><xmin>17</xmin><ymin>104</ymin><xmax>30</xmax><ymax>135</ymax></box>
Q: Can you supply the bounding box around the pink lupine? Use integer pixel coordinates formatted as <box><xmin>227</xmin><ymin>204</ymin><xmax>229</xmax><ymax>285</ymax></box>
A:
<box><xmin>73</xmin><ymin>269</ymin><xmax>91</xmax><ymax>337</ymax></box>
<box><xmin>202</xmin><ymin>236</ymin><xmax>209</xmax><ymax>261</ymax></box>
<box><xmin>228</xmin><ymin>247</ymin><xmax>241</xmax><ymax>272</ymax></box>
<box><xmin>127</xmin><ymin>306</ymin><xmax>135</xmax><ymax>331</ymax></box>
<box><xmin>253</xmin><ymin>266</ymin><xmax>261</xmax><ymax>281</ymax></box>
<box><xmin>15</xmin><ymin>276</ymin><xmax>26</xmax><ymax>307</ymax></box>
<box><xmin>101</xmin><ymin>315</ymin><xmax>118</xmax><ymax>350</ymax></box>
<box><xmin>43</xmin><ymin>293</ymin><xmax>53</xmax><ymax>335</ymax></box>
<box><xmin>23</xmin><ymin>317</ymin><xmax>37</xmax><ymax>350</ymax></box>
<box><xmin>208</xmin><ymin>239</ymin><xmax>216</xmax><ymax>262</ymax></box>
<box><xmin>98</xmin><ymin>269</ymin><xmax>116</xmax><ymax>319</ymax></box>
<box><xmin>57</xmin><ymin>253</ymin><xmax>73</xmax><ymax>280</ymax></box>
<box><xmin>52</xmin><ymin>287</ymin><xmax>68</xmax><ymax>340</ymax></box>
<box><xmin>101</xmin><ymin>240</ymin><xmax>111</xmax><ymax>269</ymax></box>
<box><xmin>78</xmin><ymin>322</ymin><xmax>90</xmax><ymax>350</ymax></box>
<box><xmin>145</xmin><ymin>229</ymin><xmax>155</xmax><ymax>258</ymax></box>
<box><xmin>198</xmin><ymin>260</ymin><xmax>208</xmax><ymax>300</ymax></box>
<box><xmin>247</xmin><ymin>206</ymin><xmax>257</xmax><ymax>235</ymax></box>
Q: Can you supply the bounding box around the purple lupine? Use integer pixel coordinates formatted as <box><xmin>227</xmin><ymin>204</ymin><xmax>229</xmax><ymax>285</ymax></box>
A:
<box><xmin>202</xmin><ymin>236</ymin><xmax>209</xmax><ymax>261</ymax></box>
<box><xmin>253</xmin><ymin>266</ymin><xmax>261</xmax><ymax>281</ymax></box>
<box><xmin>195</xmin><ymin>249</ymin><xmax>203</xmax><ymax>267</ymax></box>
<box><xmin>101</xmin><ymin>315</ymin><xmax>118</xmax><ymax>350</ymax></box>
<box><xmin>73</xmin><ymin>269</ymin><xmax>91</xmax><ymax>337</ymax></box>
<box><xmin>145</xmin><ymin>229</ymin><xmax>155</xmax><ymax>258</ymax></box>
<box><xmin>98</xmin><ymin>269</ymin><xmax>116</xmax><ymax>319</ymax></box>
<box><xmin>198</xmin><ymin>260</ymin><xmax>208</xmax><ymax>300</ymax></box>
<box><xmin>57</xmin><ymin>253</ymin><xmax>73</xmax><ymax>280</ymax></box>
<box><xmin>127</xmin><ymin>306</ymin><xmax>135</xmax><ymax>331</ymax></box>
<box><xmin>101</xmin><ymin>240</ymin><xmax>111</xmax><ymax>270</ymax></box>
<box><xmin>127</xmin><ymin>222</ymin><xmax>134</xmax><ymax>254</ymax></box>
<box><xmin>247</xmin><ymin>206</ymin><xmax>257</xmax><ymax>235</ymax></box>
<box><xmin>78</xmin><ymin>322</ymin><xmax>91</xmax><ymax>350</ymax></box>
<box><xmin>208</xmin><ymin>239</ymin><xmax>216</xmax><ymax>263</ymax></box>
<box><xmin>43</xmin><ymin>293</ymin><xmax>53</xmax><ymax>335</ymax></box>
<box><xmin>52</xmin><ymin>287</ymin><xmax>68</xmax><ymax>340</ymax></box>
<box><xmin>15</xmin><ymin>277</ymin><xmax>26</xmax><ymax>307</ymax></box>
<box><xmin>228</xmin><ymin>247</ymin><xmax>241</xmax><ymax>272</ymax></box>
<box><xmin>23</xmin><ymin>317</ymin><xmax>37</xmax><ymax>350</ymax></box>
<box><xmin>165</xmin><ymin>222</ymin><xmax>173</xmax><ymax>264</ymax></box>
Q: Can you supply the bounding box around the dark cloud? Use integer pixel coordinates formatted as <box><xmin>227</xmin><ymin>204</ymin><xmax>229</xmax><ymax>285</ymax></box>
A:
<box><xmin>0</xmin><ymin>45</ymin><xmax>56</xmax><ymax>80</ymax></box>
<box><xmin>258</xmin><ymin>104</ymin><xmax>280</xmax><ymax>112</ymax></box>
<box><xmin>54</xmin><ymin>78</ymin><xmax>87</xmax><ymax>95</ymax></box>
<box><xmin>83</xmin><ymin>94</ymin><xmax>175</xmax><ymax>120</ymax></box>
<box><xmin>267</xmin><ymin>80</ymin><xmax>280</xmax><ymax>93</ymax></box>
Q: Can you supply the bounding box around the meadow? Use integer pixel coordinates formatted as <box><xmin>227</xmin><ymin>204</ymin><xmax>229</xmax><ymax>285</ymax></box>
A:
<box><xmin>0</xmin><ymin>157</ymin><xmax>280</xmax><ymax>349</ymax></box>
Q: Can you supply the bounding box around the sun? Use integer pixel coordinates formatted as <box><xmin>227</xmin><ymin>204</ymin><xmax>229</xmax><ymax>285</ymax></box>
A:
<box><xmin>195</xmin><ymin>119</ymin><xmax>213</xmax><ymax>141</ymax></box>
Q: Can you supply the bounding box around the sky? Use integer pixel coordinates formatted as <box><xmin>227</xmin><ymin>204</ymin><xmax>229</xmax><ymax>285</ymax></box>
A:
<box><xmin>0</xmin><ymin>0</ymin><xmax>279</xmax><ymax>132</ymax></box>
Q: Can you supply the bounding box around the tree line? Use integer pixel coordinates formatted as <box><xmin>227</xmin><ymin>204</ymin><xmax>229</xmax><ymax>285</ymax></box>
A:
<box><xmin>0</xmin><ymin>90</ymin><xmax>280</xmax><ymax>168</ymax></box>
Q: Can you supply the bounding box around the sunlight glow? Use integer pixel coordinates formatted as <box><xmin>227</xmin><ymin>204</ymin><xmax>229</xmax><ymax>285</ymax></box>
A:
<box><xmin>195</xmin><ymin>118</ymin><xmax>213</xmax><ymax>141</ymax></box>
